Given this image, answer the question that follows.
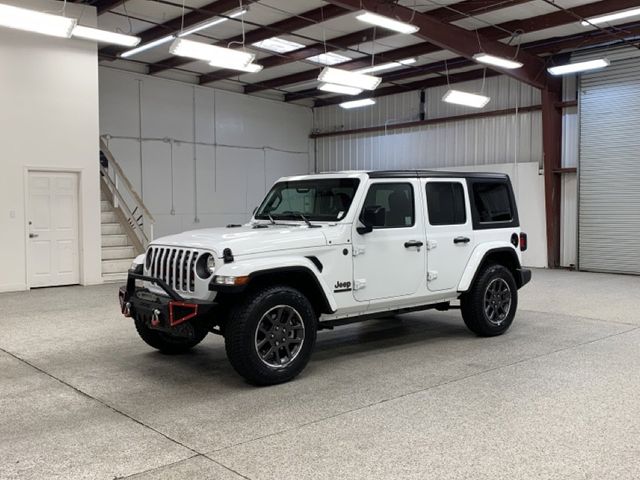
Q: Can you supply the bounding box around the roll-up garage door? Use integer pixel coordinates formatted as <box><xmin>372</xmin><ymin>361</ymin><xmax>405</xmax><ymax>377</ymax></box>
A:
<box><xmin>579</xmin><ymin>57</ymin><xmax>640</xmax><ymax>274</ymax></box>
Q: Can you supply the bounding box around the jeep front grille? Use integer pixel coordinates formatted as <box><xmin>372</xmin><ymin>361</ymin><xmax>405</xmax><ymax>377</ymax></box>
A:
<box><xmin>146</xmin><ymin>247</ymin><xmax>200</xmax><ymax>293</ymax></box>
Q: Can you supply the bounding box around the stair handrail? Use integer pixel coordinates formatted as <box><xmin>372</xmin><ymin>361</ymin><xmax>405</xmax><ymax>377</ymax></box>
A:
<box><xmin>99</xmin><ymin>137</ymin><xmax>155</xmax><ymax>248</ymax></box>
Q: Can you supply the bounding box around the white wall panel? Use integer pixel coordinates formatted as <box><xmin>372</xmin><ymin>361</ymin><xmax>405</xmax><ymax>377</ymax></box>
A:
<box><xmin>99</xmin><ymin>68</ymin><xmax>313</xmax><ymax>238</ymax></box>
<box><xmin>0</xmin><ymin>0</ymin><xmax>102</xmax><ymax>292</ymax></box>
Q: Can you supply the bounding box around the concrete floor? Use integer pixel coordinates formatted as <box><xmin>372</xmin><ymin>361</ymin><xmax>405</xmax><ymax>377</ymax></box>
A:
<box><xmin>1</xmin><ymin>269</ymin><xmax>639</xmax><ymax>480</ymax></box>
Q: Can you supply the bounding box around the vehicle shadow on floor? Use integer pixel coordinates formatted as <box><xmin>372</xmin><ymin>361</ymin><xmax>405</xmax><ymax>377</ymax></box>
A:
<box><xmin>127</xmin><ymin>312</ymin><xmax>473</xmax><ymax>387</ymax></box>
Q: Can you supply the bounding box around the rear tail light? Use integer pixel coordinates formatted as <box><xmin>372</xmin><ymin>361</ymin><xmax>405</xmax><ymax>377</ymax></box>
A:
<box><xmin>519</xmin><ymin>232</ymin><xmax>528</xmax><ymax>252</ymax></box>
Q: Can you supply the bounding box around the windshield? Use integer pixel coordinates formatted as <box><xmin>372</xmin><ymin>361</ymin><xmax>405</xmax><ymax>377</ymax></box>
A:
<box><xmin>255</xmin><ymin>179</ymin><xmax>360</xmax><ymax>222</ymax></box>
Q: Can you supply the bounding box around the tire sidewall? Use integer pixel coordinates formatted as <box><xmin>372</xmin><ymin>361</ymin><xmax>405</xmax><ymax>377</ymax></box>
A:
<box><xmin>229</xmin><ymin>287</ymin><xmax>317</xmax><ymax>385</ymax></box>
<box><xmin>476</xmin><ymin>264</ymin><xmax>518</xmax><ymax>335</ymax></box>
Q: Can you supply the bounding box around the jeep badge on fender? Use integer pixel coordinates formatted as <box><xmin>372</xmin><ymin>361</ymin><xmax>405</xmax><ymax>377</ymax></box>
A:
<box><xmin>119</xmin><ymin>170</ymin><xmax>531</xmax><ymax>385</ymax></box>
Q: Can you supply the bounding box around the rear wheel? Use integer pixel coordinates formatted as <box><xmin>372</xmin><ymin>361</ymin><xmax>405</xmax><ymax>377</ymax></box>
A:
<box><xmin>461</xmin><ymin>264</ymin><xmax>518</xmax><ymax>337</ymax></box>
<box><xmin>134</xmin><ymin>315</ymin><xmax>208</xmax><ymax>354</ymax></box>
<box><xmin>225</xmin><ymin>286</ymin><xmax>317</xmax><ymax>386</ymax></box>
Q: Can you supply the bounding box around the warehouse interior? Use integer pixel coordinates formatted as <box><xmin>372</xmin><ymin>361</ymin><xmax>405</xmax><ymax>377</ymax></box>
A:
<box><xmin>1</xmin><ymin>0</ymin><xmax>639</xmax><ymax>478</ymax></box>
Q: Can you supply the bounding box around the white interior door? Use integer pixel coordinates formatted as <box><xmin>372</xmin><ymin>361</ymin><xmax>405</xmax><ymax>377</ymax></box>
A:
<box><xmin>28</xmin><ymin>171</ymin><xmax>80</xmax><ymax>288</ymax></box>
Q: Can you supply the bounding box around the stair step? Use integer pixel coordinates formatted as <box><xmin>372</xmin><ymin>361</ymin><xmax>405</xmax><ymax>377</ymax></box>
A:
<box><xmin>101</xmin><ymin>200</ymin><xmax>113</xmax><ymax>212</ymax></box>
<box><xmin>102</xmin><ymin>272</ymin><xmax>128</xmax><ymax>283</ymax></box>
<box><xmin>101</xmin><ymin>234</ymin><xmax>131</xmax><ymax>247</ymax></box>
<box><xmin>101</xmin><ymin>223</ymin><xmax>124</xmax><ymax>235</ymax></box>
<box><xmin>102</xmin><ymin>258</ymin><xmax>134</xmax><ymax>274</ymax></box>
<box><xmin>102</xmin><ymin>246</ymin><xmax>136</xmax><ymax>260</ymax></box>
<box><xmin>101</xmin><ymin>211</ymin><xmax>118</xmax><ymax>223</ymax></box>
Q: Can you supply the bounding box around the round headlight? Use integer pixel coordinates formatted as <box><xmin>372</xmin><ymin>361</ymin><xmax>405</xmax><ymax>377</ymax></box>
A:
<box><xmin>195</xmin><ymin>253</ymin><xmax>215</xmax><ymax>279</ymax></box>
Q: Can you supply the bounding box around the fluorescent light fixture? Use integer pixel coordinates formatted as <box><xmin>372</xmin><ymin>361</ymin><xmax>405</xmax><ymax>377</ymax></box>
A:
<box><xmin>252</xmin><ymin>37</ymin><xmax>304</xmax><ymax>53</ymax></box>
<box><xmin>442</xmin><ymin>89</ymin><xmax>490</xmax><ymax>108</ymax></box>
<box><xmin>340</xmin><ymin>98</ymin><xmax>376</xmax><ymax>109</ymax></box>
<box><xmin>473</xmin><ymin>53</ymin><xmax>523</xmax><ymax>70</ymax></box>
<box><xmin>356</xmin><ymin>11</ymin><xmax>419</xmax><ymax>34</ymax></box>
<box><xmin>178</xmin><ymin>8</ymin><xmax>247</xmax><ymax>37</ymax></box>
<box><xmin>212</xmin><ymin>61</ymin><xmax>263</xmax><ymax>73</ymax></box>
<box><xmin>547</xmin><ymin>58</ymin><xmax>610</xmax><ymax>75</ymax></box>
<box><xmin>121</xmin><ymin>35</ymin><xmax>175</xmax><ymax>58</ymax></box>
<box><xmin>319</xmin><ymin>83</ymin><xmax>363</xmax><ymax>95</ymax></box>
<box><xmin>0</xmin><ymin>3</ymin><xmax>76</xmax><ymax>38</ymax></box>
<box><xmin>72</xmin><ymin>25</ymin><xmax>140</xmax><ymax>47</ymax></box>
<box><xmin>170</xmin><ymin>38</ymin><xmax>254</xmax><ymax>66</ymax></box>
<box><xmin>581</xmin><ymin>7</ymin><xmax>640</xmax><ymax>26</ymax></box>
<box><xmin>307</xmin><ymin>52</ymin><xmax>351</xmax><ymax>65</ymax></box>
<box><xmin>318</xmin><ymin>67</ymin><xmax>381</xmax><ymax>90</ymax></box>
<box><xmin>357</xmin><ymin>57</ymin><xmax>416</xmax><ymax>74</ymax></box>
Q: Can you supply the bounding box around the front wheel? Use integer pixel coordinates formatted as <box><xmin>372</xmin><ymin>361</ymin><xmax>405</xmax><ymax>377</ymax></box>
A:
<box><xmin>224</xmin><ymin>286</ymin><xmax>317</xmax><ymax>386</ymax></box>
<box><xmin>461</xmin><ymin>264</ymin><xmax>518</xmax><ymax>337</ymax></box>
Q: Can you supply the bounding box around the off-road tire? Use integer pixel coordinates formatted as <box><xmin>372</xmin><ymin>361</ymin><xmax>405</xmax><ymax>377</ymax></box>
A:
<box><xmin>134</xmin><ymin>315</ymin><xmax>208</xmax><ymax>354</ymax></box>
<box><xmin>461</xmin><ymin>264</ymin><xmax>518</xmax><ymax>337</ymax></box>
<box><xmin>225</xmin><ymin>285</ymin><xmax>317</xmax><ymax>386</ymax></box>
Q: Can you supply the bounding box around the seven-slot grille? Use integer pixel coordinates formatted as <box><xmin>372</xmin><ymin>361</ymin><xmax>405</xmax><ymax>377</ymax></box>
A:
<box><xmin>146</xmin><ymin>246</ymin><xmax>200</xmax><ymax>293</ymax></box>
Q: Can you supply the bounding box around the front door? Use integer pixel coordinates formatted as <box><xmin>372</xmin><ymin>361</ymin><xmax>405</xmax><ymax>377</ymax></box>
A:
<box><xmin>352</xmin><ymin>180</ymin><xmax>426</xmax><ymax>302</ymax></box>
<box><xmin>423</xmin><ymin>179</ymin><xmax>474</xmax><ymax>291</ymax></box>
<box><xmin>28</xmin><ymin>171</ymin><xmax>80</xmax><ymax>288</ymax></box>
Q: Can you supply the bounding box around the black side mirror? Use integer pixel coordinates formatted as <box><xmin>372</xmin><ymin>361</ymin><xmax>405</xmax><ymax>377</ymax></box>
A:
<box><xmin>357</xmin><ymin>206</ymin><xmax>385</xmax><ymax>234</ymax></box>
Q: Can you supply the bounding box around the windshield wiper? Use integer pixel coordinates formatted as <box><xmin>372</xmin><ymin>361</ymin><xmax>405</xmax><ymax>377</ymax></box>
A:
<box><xmin>282</xmin><ymin>211</ymin><xmax>321</xmax><ymax>228</ymax></box>
<box><xmin>267</xmin><ymin>214</ymin><xmax>276</xmax><ymax>225</ymax></box>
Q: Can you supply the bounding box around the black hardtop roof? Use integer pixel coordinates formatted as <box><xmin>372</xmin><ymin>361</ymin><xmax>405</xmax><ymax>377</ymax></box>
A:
<box><xmin>367</xmin><ymin>170</ymin><xmax>510</xmax><ymax>180</ymax></box>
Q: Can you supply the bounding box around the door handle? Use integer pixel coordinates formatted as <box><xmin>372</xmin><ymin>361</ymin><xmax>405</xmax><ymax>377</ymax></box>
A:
<box><xmin>29</xmin><ymin>233</ymin><xmax>39</xmax><ymax>239</ymax></box>
<box><xmin>453</xmin><ymin>236</ymin><xmax>470</xmax><ymax>244</ymax></box>
<box><xmin>404</xmin><ymin>240</ymin><xmax>424</xmax><ymax>248</ymax></box>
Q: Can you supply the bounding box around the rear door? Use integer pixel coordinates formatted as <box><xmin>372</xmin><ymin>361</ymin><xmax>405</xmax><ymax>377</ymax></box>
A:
<box><xmin>352</xmin><ymin>180</ymin><xmax>426</xmax><ymax>301</ymax></box>
<box><xmin>423</xmin><ymin>178</ymin><xmax>475</xmax><ymax>292</ymax></box>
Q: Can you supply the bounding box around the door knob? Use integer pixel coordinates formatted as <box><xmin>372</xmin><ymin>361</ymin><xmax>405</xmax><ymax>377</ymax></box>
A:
<box><xmin>453</xmin><ymin>236</ymin><xmax>470</xmax><ymax>244</ymax></box>
<box><xmin>29</xmin><ymin>233</ymin><xmax>39</xmax><ymax>238</ymax></box>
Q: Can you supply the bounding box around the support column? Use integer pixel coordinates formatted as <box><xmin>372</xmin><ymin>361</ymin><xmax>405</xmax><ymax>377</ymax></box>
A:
<box><xmin>541</xmin><ymin>76</ymin><xmax>563</xmax><ymax>268</ymax></box>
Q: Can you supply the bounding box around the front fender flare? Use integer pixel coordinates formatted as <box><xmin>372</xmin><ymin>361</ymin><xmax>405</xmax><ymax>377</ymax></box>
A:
<box><xmin>212</xmin><ymin>256</ymin><xmax>337</xmax><ymax>313</ymax></box>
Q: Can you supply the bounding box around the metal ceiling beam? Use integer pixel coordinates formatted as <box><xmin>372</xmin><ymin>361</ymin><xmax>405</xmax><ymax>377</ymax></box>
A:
<box><xmin>93</xmin><ymin>0</ymin><xmax>126</xmax><ymax>15</ymax></box>
<box><xmin>281</xmin><ymin>0</ymin><xmax>639</xmax><ymax>102</ymax></box>
<box><xmin>148</xmin><ymin>4</ymin><xmax>348</xmax><ymax>75</ymax></box>
<box><xmin>297</xmin><ymin>0</ymin><xmax>546</xmax><ymax>88</ymax></box>
<box><xmin>311</xmin><ymin>19</ymin><xmax>640</xmax><ymax>108</ymax></box>
<box><xmin>310</xmin><ymin>19</ymin><xmax>640</xmax><ymax>107</ymax></box>
<box><xmin>200</xmin><ymin>0</ymin><xmax>529</xmax><ymax>86</ymax></box>
<box><xmin>100</xmin><ymin>0</ymin><xmax>260</xmax><ymax>58</ymax></box>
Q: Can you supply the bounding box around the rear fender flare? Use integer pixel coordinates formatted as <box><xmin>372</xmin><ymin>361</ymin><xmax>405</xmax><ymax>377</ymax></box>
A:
<box><xmin>458</xmin><ymin>243</ymin><xmax>521</xmax><ymax>292</ymax></box>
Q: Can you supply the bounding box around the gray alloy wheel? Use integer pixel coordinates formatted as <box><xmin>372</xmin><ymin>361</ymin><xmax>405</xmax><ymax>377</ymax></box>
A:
<box><xmin>483</xmin><ymin>278</ymin><xmax>512</xmax><ymax>326</ymax></box>
<box><xmin>254</xmin><ymin>305</ymin><xmax>306</xmax><ymax>368</ymax></box>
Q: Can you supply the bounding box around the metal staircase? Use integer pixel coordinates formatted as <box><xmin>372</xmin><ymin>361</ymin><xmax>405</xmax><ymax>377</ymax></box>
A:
<box><xmin>99</xmin><ymin>138</ymin><xmax>155</xmax><ymax>281</ymax></box>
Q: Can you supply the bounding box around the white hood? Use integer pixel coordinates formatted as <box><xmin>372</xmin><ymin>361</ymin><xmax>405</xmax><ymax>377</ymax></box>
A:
<box><xmin>150</xmin><ymin>224</ymin><xmax>328</xmax><ymax>256</ymax></box>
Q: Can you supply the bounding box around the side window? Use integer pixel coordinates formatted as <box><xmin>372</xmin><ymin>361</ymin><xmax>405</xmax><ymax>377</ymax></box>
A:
<box><xmin>361</xmin><ymin>183</ymin><xmax>414</xmax><ymax>228</ymax></box>
<box><xmin>472</xmin><ymin>182</ymin><xmax>513</xmax><ymax>223</ymax></box>
<box><xmin>426</xmin><ymin>182</ymin><xmax>466</xmax><ymax>225</ymax></box>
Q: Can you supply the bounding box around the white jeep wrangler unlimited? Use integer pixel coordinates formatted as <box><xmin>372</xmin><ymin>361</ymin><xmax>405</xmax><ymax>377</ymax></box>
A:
<box><xmin>119</xmin><ymin>170</ymin><xmax>531</xmax><ymax>385</ymax></box>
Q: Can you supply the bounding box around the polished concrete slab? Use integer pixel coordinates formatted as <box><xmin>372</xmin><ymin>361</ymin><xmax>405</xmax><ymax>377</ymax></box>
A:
<box><xmin>0</xmin><ymin>269</ymin><xmax>638</xmax><ymax>479</ymax></box>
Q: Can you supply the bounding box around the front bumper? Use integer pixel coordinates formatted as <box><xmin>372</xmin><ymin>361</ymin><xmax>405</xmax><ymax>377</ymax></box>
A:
<box><xmin>119</xmin><ymin>272</ymin><xmax>215</xmax><ymax>333</ymax></box>
<box><xmin>515</xmin><ymin>268</ymin><xmax>532</xmax><ymax>288</ymax></box>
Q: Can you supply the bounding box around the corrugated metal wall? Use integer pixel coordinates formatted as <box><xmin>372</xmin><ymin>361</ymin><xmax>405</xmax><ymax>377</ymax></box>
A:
<box><xmin>313</xmin><ymin>76</ymin><xmax>542</xmax><ymax>172</ymax></box>
<box><xmin>578</xmin><ymin>56</ymin><xmax>640</xmax><ymax>274</ymax></box>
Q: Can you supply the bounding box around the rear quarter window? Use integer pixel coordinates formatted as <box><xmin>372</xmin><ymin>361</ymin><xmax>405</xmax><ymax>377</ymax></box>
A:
<box><xmin>468</xmin><ymin>179</ymin><xmax>519</xmax><ymax>229</ymax></box>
